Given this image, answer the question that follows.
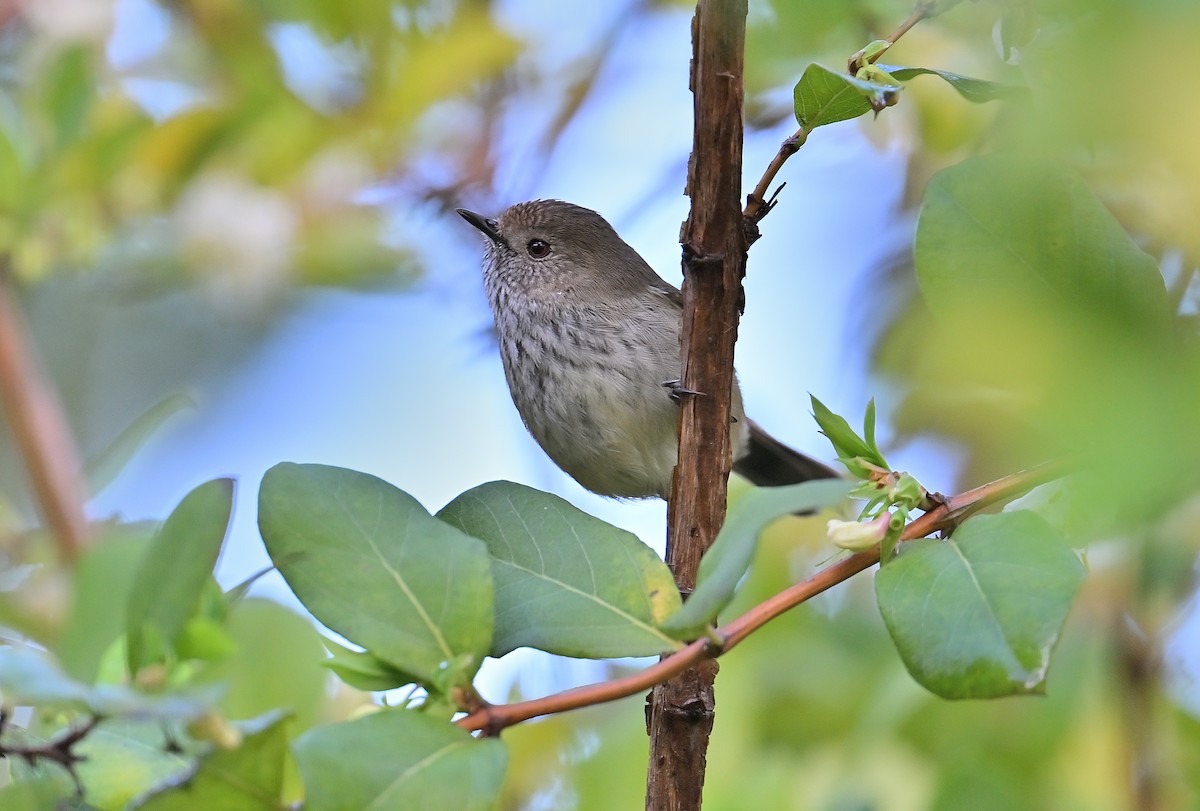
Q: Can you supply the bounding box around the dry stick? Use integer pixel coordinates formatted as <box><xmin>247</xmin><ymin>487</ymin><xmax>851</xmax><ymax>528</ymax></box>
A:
<box><xmin>457</xmin><ymin>460</ymin><xmax>1065</xmax><ymax>735</ymax></box>
<box><xmin>744</xmin><ymin>0</ymin><xmax>934</xmax><ymax>226</ymax></box>
<box><xmin>645</xmin><ymin>1</ymin><xmax>749</xmax><ymax>807</ymax></box>
<box><xmin>0</xmin><ymin>269</ymin><xmax>89</xmax><ymax>564</ymax></box>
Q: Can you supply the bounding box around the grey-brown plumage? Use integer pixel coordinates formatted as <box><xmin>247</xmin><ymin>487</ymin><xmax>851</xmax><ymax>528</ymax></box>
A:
<box><xmin>458</xmin><ymin>199</ymin><xmax>838</xmax><ymax>499</ymax></box>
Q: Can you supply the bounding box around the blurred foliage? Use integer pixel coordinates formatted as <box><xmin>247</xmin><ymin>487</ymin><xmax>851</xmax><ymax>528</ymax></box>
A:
<box><xmin>0</xmin><ymin>0</ymin><xmax>524</xmax><ymax>522</ymax></box>
<box><xmin>0</xmin><ymin>0</ymin><xmax>1197</xmax><ymax>809</ymax></box>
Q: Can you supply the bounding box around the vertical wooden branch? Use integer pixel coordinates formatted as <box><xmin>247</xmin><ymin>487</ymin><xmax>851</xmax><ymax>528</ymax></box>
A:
<box><xmin>0</xmin><ymin>268</ymin><xmax>89</xmax><ymax>563</ymax></box>
<box><xmin>646</xmin><ymin>1</ymin><xmax>747</xmax><ymax>809</ymax></box>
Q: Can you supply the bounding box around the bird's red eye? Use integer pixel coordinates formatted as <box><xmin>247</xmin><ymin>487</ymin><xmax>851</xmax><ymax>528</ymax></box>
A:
<box><xmin>527</xmin><ymin>239</ymin><xmax>550</xmax><ymax>258</ymax></box>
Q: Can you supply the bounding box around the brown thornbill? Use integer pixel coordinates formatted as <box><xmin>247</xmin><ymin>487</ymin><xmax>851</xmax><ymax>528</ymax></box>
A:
<box><xmin>459</xmin><ymin>200</ymin><xmax>838</xmax><ymax>499</ymax></box>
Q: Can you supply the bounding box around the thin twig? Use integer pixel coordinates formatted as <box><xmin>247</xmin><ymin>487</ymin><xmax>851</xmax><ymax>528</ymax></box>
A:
<box><xmin>744</xmin><ymin>0</ymin><xmax>936</xmax><ymax>229</ymax></box>
<box><xmin>0</xmin><ymin>266</ymin><xmax>89</xmax><ymax>563</ymax></box>
<box><xmin>456</xmin><ymin>459</ymin><xmax>1066</xmax><ymax>734</ymax></box>
<box><xmin>848</xmin><ymin>1</ymin><xmax>935</xmax><ymax>73</ymax></box>
<box><xmin>744</xmin><ymin>131</ymin><xmax>806</xmax><ymax>229</ymax></box>
<box><xmin>0</xmin><ymin>710</ymin><xmax>101</xmax><ymax>795</ymax></box>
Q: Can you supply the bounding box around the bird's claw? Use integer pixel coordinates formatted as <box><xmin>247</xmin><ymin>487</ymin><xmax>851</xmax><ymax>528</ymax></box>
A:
<box><xmin>662</xmin><ymin>379</ymin><xmax>704</xmax><ymax>403</ymax></box>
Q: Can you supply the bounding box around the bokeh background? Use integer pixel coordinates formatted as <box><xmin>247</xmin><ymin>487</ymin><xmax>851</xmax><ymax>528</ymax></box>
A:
<box><xmin>2</xmin><ymin>0</ymin><xmax>1199</xmax><ymax>808</ymax></box>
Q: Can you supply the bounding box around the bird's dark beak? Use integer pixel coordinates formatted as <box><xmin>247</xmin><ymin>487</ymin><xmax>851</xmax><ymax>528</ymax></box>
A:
<box><xmin>456</xmin><ymin>208</ymin><xmax>503</xmax><ymax>244</ymax></box>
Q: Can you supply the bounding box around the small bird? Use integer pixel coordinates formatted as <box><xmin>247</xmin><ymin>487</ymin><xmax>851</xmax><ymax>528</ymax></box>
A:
<box><xmin>458</xmin><ymin>200</ymin><xmax>838</xmax><ymax>499</ymax></box>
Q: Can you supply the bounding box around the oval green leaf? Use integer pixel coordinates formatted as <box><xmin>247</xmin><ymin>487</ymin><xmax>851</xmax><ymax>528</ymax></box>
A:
<box><xmin>130</xmin><ymin>713</ymin><xmax>291</xmax><ymax>810</ymax></box>
<box><xmin>257</xmin><ymin>463</ymin><xmax>493</xmax><ymax>685</ymax></box>
<box><xmin>793</xmin><ymin>63</ymin><xmax>896</xmax><ymax>131</ymax></box>
<box><xmin>875</xmin><ymin>510</ymin><xmax>1085</xmax><ymax>699</ymax></box>
<box><xmin>915</xmin><ymin>154</ymin><xmax>1169</xmax><ymax>328</ymax></box>
<box><xmin>294</xmin><ymin>711</ymin><xmax>506</xmax><ymax>811</ymax></box>
<box><xmin>126</xmin><ymin>478</ymin><xmax>234</xmax><ymax>673</ymax></box>
<box><xmin>437</xmin><ymin>481</ymin><xmax>682</xmax><ymax>658</ymax></box>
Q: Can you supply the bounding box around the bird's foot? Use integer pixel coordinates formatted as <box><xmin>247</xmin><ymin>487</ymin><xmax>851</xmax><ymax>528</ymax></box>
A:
<box><xmin>662</xmin><ymin>379</ymin><xmax>704</xmax><ymax>403</ymax></box>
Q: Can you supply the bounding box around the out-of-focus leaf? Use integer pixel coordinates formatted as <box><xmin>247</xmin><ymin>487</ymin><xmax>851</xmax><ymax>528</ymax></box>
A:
<box><xmin>437</xmin><ymin>481</ymin><xmax>682</xmax><ymax>658</ymax></box>
<box><xmin>294</xmin><ymin>213</ymin><xmax>413</xmax><ymax>287</ymax></box>
<box><xmin>74</xmin><ymin>722</ymin><xmax>191</xmax><ymax>811</ymax></box>
<box><xmin>0</xmin><ymin>647</ymin><xmax>217</xmax><ymax>719</ymax></box>
<box><xmin>0</xmin><ymin>554</ymin><xmax>68</xmax><ymax>645</ymax></box>
<box><xmin>58</xmin><ymin>524</ymin><xmax>152</xmax><ymax>681</ymax></box>
<box><xmin>85</xmin><ymin>393</ymin><xmax>195</xmax><ymax>497</ymax></box>
<box><xmin>0</xmin><ymin>130</ymin><xmax>27</xmax><ymax>214</ymax></box>
<box><xmin>133</xmin><ymin>108</ymin><xmax>230</xmax><ymax>189</ymax></box>
<box><xmin>379</xmin><ymin>9</ymin><xmax>520</xmax><ymax>126</ymax></box>
<box><xmin>210</xmin><ymin>598</ymin><xmax>330</xmax><ymax>733</ymax></box>
<box><xmin>174</xmin><ymin>615</ymin><xmax>237</xmax><ymax>662</ymax></box>
<box><xmin>875</xmin><ymin>511</ymin><xmax>1085</xmax><ymax>698</ymax></box>
<box><xmin>258</xmin><ymin>463</ymin><xmax>493</xmax><ymax>685</ymax></box>
<box><xmin>293</xmin><ymin>711</ymin><xmax>507</xmax><ymax>811</ymax></box>
<box><xmin>745</xmin><ymin>1</ymin><xmax>863</xmax><ymax>92</ymax></box>
<box><xmin>878</xmin><ymin>64</ymin><xmax>1027</xmax><ymax>103</ymax></box>
<box><xmin>660</xmin><ymin>480</ymin><xmax>852</xmax><ymax>638</ymax></box>
<box><xmin>46</xmin><ymin>45</ymin><xmax>93</xmax><ymax>149</ymax></box>
<box><xmin>322</xmin><ymin>637</ymin><xmax>418</xmax><ymax>693</ymax></box>
<box><xmin>127</xmin><ymin>479</ymin><xmax>235</xmax><ymax>672</ymax></box>
<box><xmin>915</xmin><ymin>153</ymin><xmax>1169</xmax><ymax>327</ymax></box>
<box><xmin>0</xmin><ymin>779</ymin><xmax>74</xmax><ymax>810</ymax></box>
<box><xmin>130</xmin><ymin>713</ymin><xmax>291</xmax><ymax>810</ymax></box>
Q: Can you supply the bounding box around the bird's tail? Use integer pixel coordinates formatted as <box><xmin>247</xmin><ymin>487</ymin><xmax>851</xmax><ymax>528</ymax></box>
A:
<box><xmin>733</xmin><ymin>420</ymin><xmax>841</xmax><ymax>486</ymax></box>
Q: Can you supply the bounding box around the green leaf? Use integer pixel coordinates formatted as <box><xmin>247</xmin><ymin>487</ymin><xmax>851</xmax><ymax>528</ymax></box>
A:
<box><xmin>660</xmin><ymin>480</ymin><xmax>852</xmax><ymax>637</ymax></box>
<box><xmin>46</xmin><ymin>45</ymin><xmax>93</xmax><ymax>149</ymax></box>
<box><xmin>0</xmin><ymin>647</ymin><xmax>217</xmax><ymax>719</ymax></box>
<box><xmin>322</xmin><ymin>637</ymin><xmax>420</xmax><ymax>692</ymax></box>
<box><xmin>878</xmin><ymin>64</ymin><xmax>1027</xmax><ymax>103</ymax></box>
<box><xmin>130</xmin><ymin>713</ymin><xmax>291</xmax><ymax>810</ymax></box>
<box><xmin>59</xmin><ymin>526</ymin><xmax>151</xmax><ymax>682</ymax></box>
<box><xmin>174</xmin><ymin>616</ymin><xmax>237</xmax><ymax>662</ymax></box>
<box><xmin>875</xmin><ymin>511</ymin><xmax>1085</xmax><ymax>699</ymax></box>
<box><xmin>437</xmin><ymin>481</ymin><xmax>682</xmax><ymax>658</ymax></box>
<box><xmin>74</xmin><ymin>722</ymin><xmax>192</xmax><ymax>810</ymax></box>
<box><xmin>126</xmin><ymin>479</ymin><xmax>235</xmax><ymax>673</ymax></box>
<box><xmin>793</xmin><ymin>63</ymin><xmax>898</xmax><ymax>131</ymax></box>
<box><xmin>811</xmin><ymin>395</ymin><xmax>887</xmax><ymax>474</ymax></box>
<box><xmin>211</xmin><ymin>598</ymin><xmax>330</xmax><ymax>733</ymax></box>
<box><xmin>85</xmin><ymin>393</ymin><xmax>195</xmax><ymax>497</ymax></box>
<box><xmin>915</xmin><ymin>154</ymin><xmax>1169</xmax><ymax>328</ymax></box>
<box><xmin>223</xmin><ymin>565</ymin><xmax>274</xmax><ymax>607</ymax></box>
<box><xmin>0</xmin><ymin>779</ymin><xmax>73</xmax><ymax>810</ymax></box>
<box><xmin>293</xmin><ymin>711</ymin><xmax>507</xmax><ymax>811</ymax></box>
<box><xmin>258</xmin><ymin>463</ymin><xmax>493</xmax><ymax>684</ymax></box>
<box><xmin>863</xmin><ymin>397</ymin><xmax>877</xmax><ymax>450</ymax></box>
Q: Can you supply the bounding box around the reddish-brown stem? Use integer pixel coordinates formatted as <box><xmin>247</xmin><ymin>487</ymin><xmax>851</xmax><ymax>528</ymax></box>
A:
<box><xmin>460</xmin><ymin>640</ymin><xmax>710</xmax><ymax>736</ymax></box>
<box><xmin>457</xmin><ymin>460</ymin><xmax>1065</xmax><ymax>735</ymax></box>
<box><xmin>0</xmin><ymin>269</ymin><xmax>89</xmax><ymax>564</ymax></box>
